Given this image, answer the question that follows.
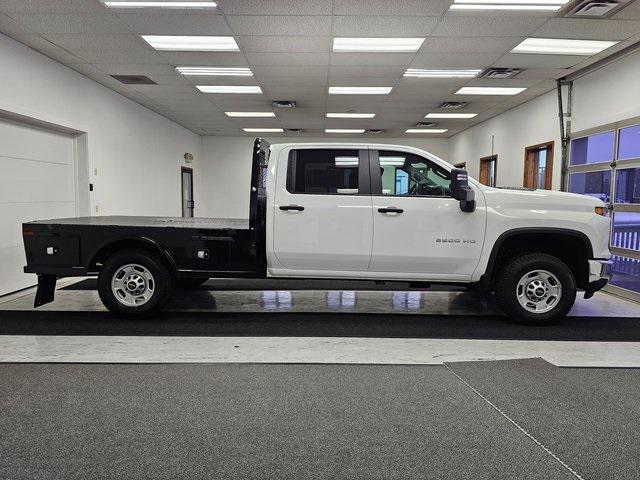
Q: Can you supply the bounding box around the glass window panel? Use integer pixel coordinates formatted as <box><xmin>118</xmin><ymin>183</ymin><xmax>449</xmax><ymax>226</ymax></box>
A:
<box><xmin>612</xmin><ymin>212</ymin><xmax>640</xmax><ymax>252</ymax></box>
<box><xmin>287</xmin><ymin>149</ymin><xmax>359</xmax><ymax>195</ymax></box>
<box><xmin>610</xmin><ymin>255</ymin><xmax>640</xmax><ymax>294</ymax></box>
<box><xmin>618</xmin><ymin>124</ymin><xmax>640</xmax><ymax>160</ymax></box>
<box><xmin>536</xmin><ymin>149</ymin><xmax>547</xmax><ymax>189</ymax></box>
<box><xmin>379</xmin><ymin>150</ymin><xmax>451</xmax><ymax>197</ymax></box>
<box><xmin>567</xmin><ymin>171</ymin><xmax>611</xmax><ymax>203</ymax></box>
<box><xmin>570</xmin><ymin>131</ymin><xmax>614</xmax><ymax>166</ymax></box>
<box><xmin>615</xmin><ymin>167</ymin><xmax>640</xmax><ymax>204</ymax></box>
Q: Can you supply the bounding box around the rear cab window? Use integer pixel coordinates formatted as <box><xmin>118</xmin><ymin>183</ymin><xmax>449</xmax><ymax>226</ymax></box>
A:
<box><xmin>286</xmin><ymin>149</ymin><xmax>366</xmax><ymax>195</ymax></box>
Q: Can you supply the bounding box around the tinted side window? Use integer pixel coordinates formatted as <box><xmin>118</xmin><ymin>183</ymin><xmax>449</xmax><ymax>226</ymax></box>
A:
<box><xmin>379</xmin><ymin>150</ymin><xmax>451</xmax><ymax>197</ymax></box>
<box><xmin>287</xmin><ymin>149</ymin><xmax>360</xmax><ymax>194</ymax></box>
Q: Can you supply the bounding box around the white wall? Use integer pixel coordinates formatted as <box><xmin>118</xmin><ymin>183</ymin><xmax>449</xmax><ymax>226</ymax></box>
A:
<box><xmin>197</xmin><ymin>135</ymin><xmax>450</xmax><ymax>219</ymax></box>
<box><xmin>449</xmin><ymin>92</ymin><xmax>561</xmax><ymax>190</ymax></box>
<box><xmin>0</xmin><ymin>33</ymin><xmax>201</xmax><ymax>217</ymax></box>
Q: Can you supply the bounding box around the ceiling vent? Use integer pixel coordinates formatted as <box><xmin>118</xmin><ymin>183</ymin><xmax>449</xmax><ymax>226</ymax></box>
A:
<box><xmin>111</xmin><ymin>75</ymin><xmax>156</xmax><ymax>85</ymax></box>
<box><xmin>563</xmin><ymin>0</ymin><xmax>633</xmax><ymax>17</ymax></box>
<box><xmin>480</xmin><ymin>68</ymin><xmax>523</xmax><ymax>79</ymax></box>
<box><xmin>285</xmin><ymin>128</ymin><xmax>304</xmax><ymax>134</ymax></box>
<box><xmin>272</xmin><ymin>100</ymin><xmax>296</xmax><ymax>109</ymax></box>
<box><xmin>367</xmin><ymin>129</ymin><xmax>385</xmax><ymax>134</ymax></box>
<box><xmin>439</xmin><ymin>101</ymin><xmax>467</xmax><ymax>110</ymax></box>
<box><xmin>416</xmin><ymin>121</ymin><xmax>437</xmax><ymax>127</ymax></box>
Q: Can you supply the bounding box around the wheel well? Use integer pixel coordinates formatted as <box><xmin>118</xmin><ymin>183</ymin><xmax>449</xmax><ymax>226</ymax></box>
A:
<box><xmin>88</xmin><ymin>239</ymin><xmax>176</xmax><ymax>277</ymax></box>
<box><xmin>488</xmin><ymin>231</ymin><xmax>591</xmax><ymax>289</ymax></box>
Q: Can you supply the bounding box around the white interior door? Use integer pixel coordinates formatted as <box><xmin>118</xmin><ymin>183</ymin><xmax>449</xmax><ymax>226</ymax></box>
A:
<box><xmin>0</xmin><ymin>118</ymin><xmax>76</xmax><ymax>296</ymax></box>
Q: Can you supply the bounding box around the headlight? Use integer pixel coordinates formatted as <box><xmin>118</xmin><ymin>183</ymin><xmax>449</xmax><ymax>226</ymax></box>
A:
<box><xmin>594</xmin><ymin>206</ymin><xmax>608</xmax><ymax>216</ymax></box>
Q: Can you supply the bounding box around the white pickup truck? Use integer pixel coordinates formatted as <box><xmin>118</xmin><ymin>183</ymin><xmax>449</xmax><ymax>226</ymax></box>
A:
<box><xmin>23</xmin><ymin>138</ymin><xmax>611</xmax><ymax>323</ymax></box>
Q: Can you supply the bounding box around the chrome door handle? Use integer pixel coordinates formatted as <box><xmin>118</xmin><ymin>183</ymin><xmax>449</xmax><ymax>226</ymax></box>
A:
<box><xmin>378</xmin><ymin>207</ymin><xmax>403</xmax><ymax>214</ymax></box>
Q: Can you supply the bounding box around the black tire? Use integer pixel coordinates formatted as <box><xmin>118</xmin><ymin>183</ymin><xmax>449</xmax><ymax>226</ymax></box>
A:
<box><xmin>176</xmin><ymin>277</ymin><xmax>209</xmax><ymax>289</ymax></box>
<box><xmin>98</xmin><ymin>250</ymin><xmax>174</xmax><ymax>318</ymax></box>
<box><xmin>495</xmin><ymin>253</ymin><xmax>576</xmax><ymax>325</ymax></box>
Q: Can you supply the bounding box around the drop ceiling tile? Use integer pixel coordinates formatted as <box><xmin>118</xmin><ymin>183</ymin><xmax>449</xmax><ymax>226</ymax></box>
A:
<box><xmin>330</xmin><ymin>52</ymin><xmax>415</xmax><ymax>66</ymax></box>
<box><xmin>333</xmin><ymin>0</ymin><xmax>451</xmax><ymax>16</ymax></box>
<box><xmin>73</xmin><ymin>49</ymin><xmax>167</xmax><ymax>64</ymax></box>
<box><xmin>532</xmin><ymin>18</ymin><xmax>640</xmax><ymax>41</ymax></box>
<box><xmin>514</xmin><ymin>68</ymin><xmax>572</xmax><ymax>79</ymax></box>
<box><xmin>66</xmin><ymin>63</ymin><xmax>106</xmax><ymax>76</ymax></box>
<box><xmin>329</xmin><ymin>65</ymin><xmax>406</xmax><ymax>77</ymax></box>
<box><xmin>5</xmin><ymin>33</ymin><xmax>59</xmax><ymax>50</ymax></box>
<box><xmin>43</xmin><ymin>33</ymin><xmax>149</xmax><ymax>51</ymax></box>
<box><xmin>157</xmin><ymin>51</ymin><xmax>248</xmax><ymax>66</ymax></box>
<box><xmin>0</xmin><ymin>13</ymin><xmax>36</xmax><ymax>35</ymax></box>
<box><xmin>613</xmin><ymin>2</ymin><xmax>640</xmax><ymax>20</ymax></box>
<box><xmin>332</xmin><ymin>15</ymin><xmax>439</xmax><ymax>36</ymax></box>
<box><xmin>419</xmin><ymin>36</ymin><xmax>523</xmax><ymax>54</ymax></box>
<box><xmin>432</xmin><ymin>15</ymin><xmax>549</xmax><ymax>37</ymax></box>
<box><xmin>94</xmin><ymin>63</ymin><xmax>179</xmax><ymax>75</ymax></box>
<box><xmin>218</xmin><ymin>0</ymin><xmax>332</xmax><ymax>15</ymax></box>
<box><xmin>493</xmin><ymin>53</ymin><xmax>586</xmax><ymax>68</ymax></box>
<box><xmin>463</xmin><ymin>77</ymin><xmax>540</xmax><ymax>88</ymax></box>
<box><xmin>147</xmin><ymin>73</ymin><xmax>191</xmax><ymax>85</ymax></box>
<box><xmin>410</xmin><ymin>52</ymin><xmax>502</xmax><ymax>68</ymax></box>
<box><xmin>236</xmin><ymin>35</ymin><xmax>331</xmax><ymax>53</ymax></box>
<box><xmin>252</xmin><ymin>65</ymin><xmax>327</xmax><ymax>77</ymax></box>
<box><xmin>245</xmin><ymin>52</ymin><xmax>329</xmax><ymax>66</ymax></box>
<box><xmin>257</xmin><ymin>76</ymin><xmax>329</xmax><ymax>86</ymax></box>
<box><xmin>8</xmin><ymin>13</ymin><xmax>131</xmax><ymax>33</ymax></box>
<box><xmin>181</xmin><ymin>76</ymin><xmax>260</xmax><ymax>86</ymax></box>
<box><xmin>38</xmin><ymin>46</ymin><xmax>88</xmax><ymax>63</ymax></box>
<box><xmin>226</xmin><ymin>15</ymin><xmax>332</xmax><ymax>35</ymax></box>
<box><xmin>329</xmin><ymin>77</ymin><xmax>399</xmax><ymax>86</ymax></box>
<box><xmin>0</xmin><ymin>0</ymin><xmax>106</xmax><ymax>12</ymax></box>
<box><xmin>117</xmin><ymin>12</ymin><xmax>231</xmax><ymax>35</ymax></box>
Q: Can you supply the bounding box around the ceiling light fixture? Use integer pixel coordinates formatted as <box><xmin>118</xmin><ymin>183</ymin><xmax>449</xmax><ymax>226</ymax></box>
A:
<box><xmin>325</xmin><ymin>129</ymin><xmax>366</xmax><ymax>134</ymax></box>
<box><xmin>176</xmin><ymin>66</ymin><xmax>252</xmax><ymax>76</ymax></box>
<box><xmin>326</xmin><ymin>113</ymin><xmax>376</xmax><ymax>118</ymax></box>
<box><xmin>333</xmin><ymin>37</ymin><xmax>425</xmax><ymax>53</ymax></box>
<box><xmin>425</xmin><ymin>113</ymin><xmax>478</xmax><ymax>119</ymax></box>
<box><xmin>243</xmin><ymin>128</ymin><xmax>284</xmax><ymax>133</ymax></box>
<box><xmin>328</xmin><ymin>87</ymin><xmax>392</xmax><ymax>95</ymax></box>
<box><xmin>405</xmin><ymin>129</ymin><xmax>448</xmax><ymax>134</ymax></box>
<box><xmin>450</xmin><ymin>0</ymin><xmax>568</xmax><ymax>10</ymax></box>
<box><xmin>142</xmin><ymin>35</ymin><xmax>239</xmax><ymax>51</ymax></box>
<box><xmin>511</xmin><ymin>37</ymin><xmax>618</xmax><ymax>55</ymax></box>
<box><xmin>404</xmin><ymin>69</ymin><xmax>481</xmax><ymax>78</ymax></box>
<box><xmin>456</xmin><ymin>86</ymin><xmax>526</xmax><ymax>95</ymax></box>
<box><xmin>197</xmin><ymin>85</ymin><xmax>262</xmax><ymax>94</ymax></box>
<box><xmin>104</xmin><ymin>1</ymin><xmax>217</xmax><ymax>8</ymax></box>
<box><xmin>226</xmin><ymin>112</ymin><xmax>275</xmax><ymax>117</ymax></box>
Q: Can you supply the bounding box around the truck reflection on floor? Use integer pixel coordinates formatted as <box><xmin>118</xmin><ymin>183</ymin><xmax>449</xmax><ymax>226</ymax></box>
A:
<box><xmin>258</xmin><ymin>290</ymin><xmax>428</xmax><ymax>312</ymax></box>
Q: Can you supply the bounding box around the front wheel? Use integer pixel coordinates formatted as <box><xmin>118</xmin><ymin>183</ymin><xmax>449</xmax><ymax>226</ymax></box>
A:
<box><xmin>98</xmin><ymin>250</ymin><xmax>174</xmax><ymax>318</ymax></box>
<box><xmin>495</xmin><ymin>253</ymin><xmax>576</xmax><ymax>325</ymax></box>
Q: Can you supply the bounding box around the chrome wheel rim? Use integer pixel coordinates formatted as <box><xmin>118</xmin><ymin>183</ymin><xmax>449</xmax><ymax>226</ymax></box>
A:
<box><xmin>111</xmin><ymin>264</ymin><xmax>155</xmax><ymax>307</ymax></box>
<box><xmin>516</xmin><ymin>269</ymin><xmax>562</xmax><ymax>314</ymax></box>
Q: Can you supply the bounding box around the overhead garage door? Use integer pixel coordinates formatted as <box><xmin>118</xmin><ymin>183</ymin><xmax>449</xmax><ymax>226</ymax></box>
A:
<box><xmin>0</xmin><ymin>118</ymin><xmax>76</xmax><ymax>296</ymax></box>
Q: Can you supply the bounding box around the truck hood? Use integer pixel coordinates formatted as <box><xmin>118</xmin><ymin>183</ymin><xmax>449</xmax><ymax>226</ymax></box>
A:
<box><xmin>481</xmin><ymin>186</ymin><xmax>604</xmax><ymax>212</ymax></box>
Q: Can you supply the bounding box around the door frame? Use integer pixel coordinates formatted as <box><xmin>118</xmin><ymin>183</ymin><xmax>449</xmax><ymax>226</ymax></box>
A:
<box><xmin>479</xmin><ymin>155</ymin><xmax>497</xmax><ymax>187</ymax></box>
<box><xmin>181</xmin><ymin>166</ymin><xmax>194</xmax><ymax>218</ymax></box>
<box><xmin>523</xmin><ymin>141</ymin><xmax>554</xmax><ymax>189</ymax></box>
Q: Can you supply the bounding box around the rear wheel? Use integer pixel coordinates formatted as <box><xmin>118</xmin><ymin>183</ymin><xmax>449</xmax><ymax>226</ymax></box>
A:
<box><xmin>495</xmin><ymin>253</ymin><xmax>576</xmax><ymax>324</ymax></box>
<box><xmin>98</xmin><ymin>250</ymin><xmax>174</xmax><ymax>318</ymax></box>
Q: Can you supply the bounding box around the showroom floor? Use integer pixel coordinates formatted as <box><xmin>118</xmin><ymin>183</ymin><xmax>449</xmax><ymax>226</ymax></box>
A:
<box><xmin>1</xmin><ymin>281</ymin><xmax>639</xmax><ymax>479</ymax></box>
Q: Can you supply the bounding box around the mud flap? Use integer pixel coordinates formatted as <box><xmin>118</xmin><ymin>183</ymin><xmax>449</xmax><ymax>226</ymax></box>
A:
<box><xmin>34</xmin><ymin>275</ymin><xmax>57</xmax><ymax>307</ymax></box>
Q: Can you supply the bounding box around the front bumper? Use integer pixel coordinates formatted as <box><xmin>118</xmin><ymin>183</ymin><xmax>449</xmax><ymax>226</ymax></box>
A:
<box><xmin>584</xmin><ymin>259</ymin><xmax>612</xmax><ymax>299</ymax></box>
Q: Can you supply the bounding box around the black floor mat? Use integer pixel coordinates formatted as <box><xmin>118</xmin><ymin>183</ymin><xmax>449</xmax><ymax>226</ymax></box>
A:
<box><xmin>445</xmin><ymin>358</ymin><xmax>640</xmax><ymax>480</ymax></box>
<box><xmin>1</xmin><ymin>310</ymin><xmax>640</xmax><ymax>341</ymax></box>
<box><xmin>0</xmin><ymin>363</ymin><xmax>574</xmax><ymax>480</ymax></box>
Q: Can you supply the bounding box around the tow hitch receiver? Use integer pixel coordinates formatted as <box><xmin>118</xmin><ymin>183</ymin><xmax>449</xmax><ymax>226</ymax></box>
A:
<box><xmin>34</xmin><ymin>275</ymin><xmax>57</xmax><ymax>307</ymax></box>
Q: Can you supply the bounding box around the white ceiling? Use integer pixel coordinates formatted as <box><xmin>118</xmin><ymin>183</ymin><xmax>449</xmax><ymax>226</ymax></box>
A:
<box><xmin>1</xmin><ymin>0</ymin><xmax>640</xmax><ymax>137</ymax></box>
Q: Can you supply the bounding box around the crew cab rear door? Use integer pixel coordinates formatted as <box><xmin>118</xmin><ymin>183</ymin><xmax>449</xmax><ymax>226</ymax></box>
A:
<box><xmin>271</xmin><ymin>147</ymin><xmax>373</xmax><ymax>272</ymax></box>
<box><xmin>368</xmin><ymin>149</ymin><xmax>486</xmax><ymax>279</ymax></box>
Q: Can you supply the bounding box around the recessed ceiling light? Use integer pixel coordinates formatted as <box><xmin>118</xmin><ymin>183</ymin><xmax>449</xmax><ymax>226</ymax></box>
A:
<box><xmin>325</xmin><ymin>129</ymin><xmax>366</xmax><ymax>134</ymax></box>
<box><xmin>142</xmin><ymin>35</ymin><xmax>239</xmax><ymax>52</ymax></box>
<box><xmin>197</xmin><ymin>86</ymin><xmax>262</xmax><ymax>94</ymax></box>
<box><xmin>425</xmin><ymin>113</ymin><xmax>478</xmax><ymax>119</ymax></box>
<box><xmin>456</xmin><ymin>87</ymin><xmax>526</xmax><ymax>95</ymax></box>
<box><xmin>104</xmin><ymin>1</ymin><xmax>217</xmax><ymax>8</ymax></box>
<box><xmin>326</xmin><ymin>113</ymin><xmax>376</xmax><ymax>119</ymax></box>
<box><xmin>405</xmin><ymin>129</ymin><xmax>448</xmax><ymax>134</ymax></box>
<box><xmin>226</xmin><ymin>112</ymin><xmax>275</xmax><ymax>117</ymax></box>
<box><xmin>243</xmin><ymin>128</ymin><xmax>284</xmax><ymax>133</ymax></box>
<box><xmin>404</xmin><ymin>69</ymin><xmax>481</xmax><ymax>78</ymax></box>
<box><xmin>333</xmin><ymin>37</ymin><xmax>425</xmax><ymax>53</ymax></box>
<box><xmin>328</xmin><ymin>87</ymin><xmax>392</xmax><ymax>95</ymax></box>
<box><xmin>176</xmin><ymin>66</ymin><xmax>252</xmax><ymax>76</ymax></box>
<box><xmin>511</xmin><ymin>38</ymin><xmax>618</xmax><ymax>55</ymax></box>
<box><xmin>450</xmin><ymin>0</ymin><xmax>568</xmax><ymax>10</ymax></box>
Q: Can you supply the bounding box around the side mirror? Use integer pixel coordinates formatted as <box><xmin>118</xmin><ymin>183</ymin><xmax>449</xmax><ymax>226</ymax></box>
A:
<box><xmin>450</xmin><ymin>168</ymin><xmax>476</xmax><ymax>213</ymax></box>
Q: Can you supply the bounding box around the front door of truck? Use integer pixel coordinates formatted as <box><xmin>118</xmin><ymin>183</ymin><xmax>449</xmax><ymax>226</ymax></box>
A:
<box><xmin>369</xmin><ymin>149</ymin><xmax>485</xmax><ymax>279</ymax></box>
<box><xmin>272</xmin><ymin>148</ymin><xmax>373</xmax><ymax>272</ymax></box>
